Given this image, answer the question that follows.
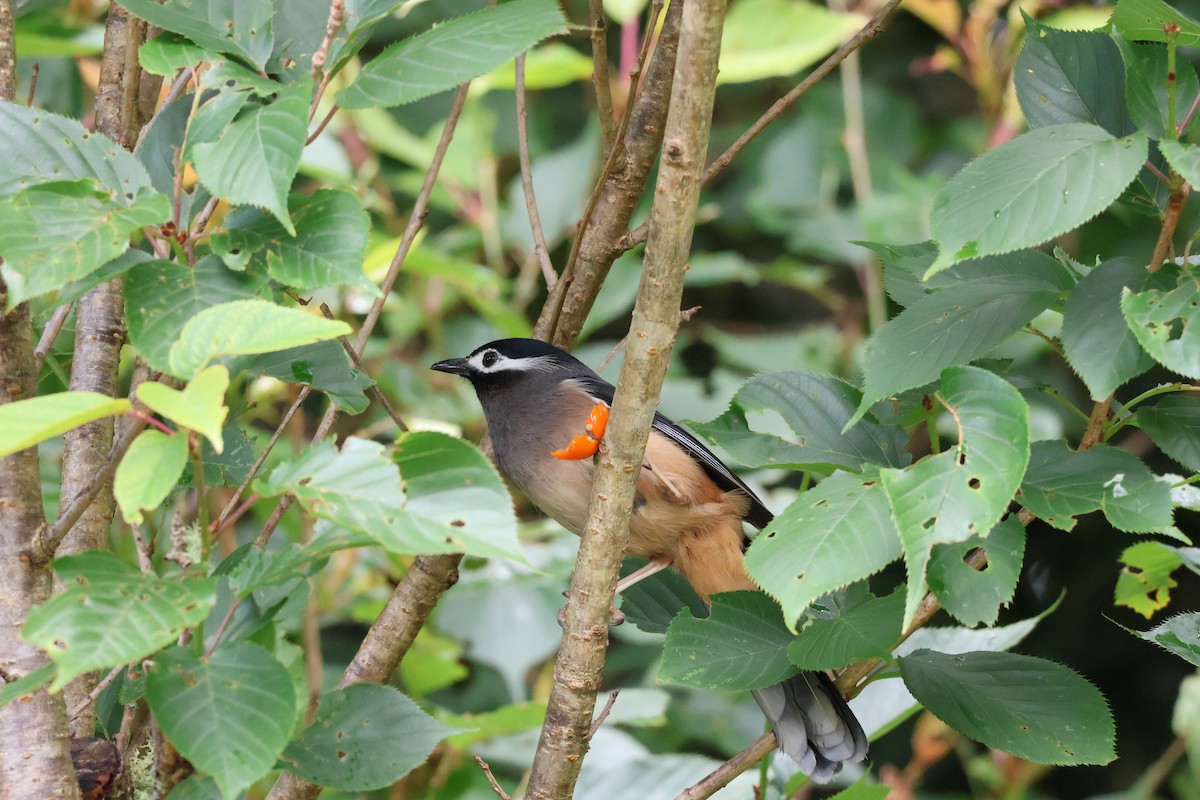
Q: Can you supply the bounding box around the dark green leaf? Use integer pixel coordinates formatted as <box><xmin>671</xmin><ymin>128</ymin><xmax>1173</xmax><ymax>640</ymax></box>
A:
<box><xmin>926</xmin><ymin>515</ymin><xmax>1026</xmax><ymax>627</ymax></box>
<box><xmin>1138</xmin><ymin>395</ymin><xmax>1200</xmax><ymax>471</ymax></box>
<box><xmin>787</xmin><ymin>589</ymin><xmax>904</xmax><ymax>670</ymax></box>
<box><xmin>138</xmin><ymin>32</ymin><xmax>216</xmax><ymax>76</ymax></box>
<box><xmin>118</xmin><ymin>0</ymin><xmax>275</xmax><ymax>70</ymax></box>
<box><xmin>900</xmin><ymin>649</ymin><xmax>1116</xmax><ymax>765</ymax></box>
<box><xmin>620</xmin><ymin>562</ymin><xmax>708</xmax><ymax>635</ymax></box>
<box><xmin>1111</xmin><ymin>0</ymin><xmax>1200</xmax><ymax>47</ymax></box>
<box><xmin>1121</xmin><ymin>264</ymin><xmax>1200</xmax><ymax>379</ymax></box>
<box><xmin>225</xmin><ymin>543</ymin><xmax>321</xmax><ymax>600</ymax></box>
<box><xmin>57</xmin><ymin>248</ymin><xmax>151</xmax><ymax>306</ymax></box>
<box><xmin>1124</xmin><ymin>612</ymin><xmax>1200</xmax><ymax>665</ymax></box>
<box><xmin>280</xmin><ymin>684</ymin><xmax>456</xmax><ymax>790</ymax></box>
<box><xmin>827</xmin><ymin>778</ymin><xmax>891</xmax><ymax>800</ymax></box>
<box><xmin>1116</xmin><ymin>38</ymin><xmax>1200</xmax><ymax>139</ymax></box>
<box><xmin>238</xmin><ymin>339</ymin><xmax>374</xmax><ymax>414</ymax></box>
<box><xmin>660</xmin><ymin>591</ymin><xmax>798</xmax><ymax>691</ymax></box>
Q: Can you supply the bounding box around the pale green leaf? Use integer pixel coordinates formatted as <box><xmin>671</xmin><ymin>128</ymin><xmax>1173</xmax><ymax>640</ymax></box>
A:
<box><xmin>24</xmin><ymin>552</ymin><xmax>216</xmax><ymax>691</ymax></box>
<box><xmin>926</xmin><ymin>515</ymin><xmax>1026</xmax><ymax>627</ymax></box>
<box><xmin>828</xmin><ymin>778</ymin><xmax>891</xmax><ymax>800</ymax></box>
<box><xmin>787</xmin><ymin>589</ymin><xmax>904</xmax><ymax>671</ymax></box>
<box><xmin>718</xmin><ymin>0</ymin><xmax>864</xmax><ymax>84</ymax></box>
<box><xmin>137</xmin><ymin>366</ymin><xmax>230</xmax><ymax>453</ymax></box>
<box><xmin>0</xmin><ymin>664</ymin><xmax>55</xmax><ymax>710</ymax></box>
<box><xmin>928</xmin><ymin>124</ymin><xmax>1147</xmax><ymax>274</ymax></box>
<box><xmin>138</xmin><ymin>33</ymin><xmax>216</xmax><ymax>76</ymax></box>
<box><xmin>1116</xmin><ymin>38</ymin><xmax>1200</xmax><ymax>140</ymax></box>
<box><xmin>1111</xmin><ymin>0</ymin><xmax>1200</xmax><ymax>47</ymax></box>
<box><xmin>1121</xmin><ymin>265</ymin><xmax>1200</xmax><ymax>379</ymax></box>
<box><xmin>114</xmin><ymin>429</ymin><xmax>189</xmax><ymax>524</ymax></box>
<box><xmin>1160</xmin><ymin>140</ymin><xmax>1200</xmax><ymax>187</ymax></box>
<box><xmin>166</xmin><ymin>299</ymin><xmax>352</xmax><ymax>379</ymax></box>
<box><xmin>442</xmin><ymin>701</ymin><xmax>547</xmax><ymax>748</ymax></box>
<box><xmin>1125</xmin><ymin>612</ymin><xmax>1200</xmax><ymax>666</ymax></box>
<box><xmin>117</xmin><ymin>0</ymin><xmax>275</xmax><ymax>69</ymax></box>
<box><xmin>337</xmin><ymin>0</ymin><xmax>568</xmax><ymax>109</ymax></box>
<box><xmin>1139</xmin><ymin>396</ymin><xmax>1200</xmax><ymax>471</ymax></box>
<box><xmin>0</xmin><ymin>391</ymin><xmax>131</xmax><ymax>457</ymax></box>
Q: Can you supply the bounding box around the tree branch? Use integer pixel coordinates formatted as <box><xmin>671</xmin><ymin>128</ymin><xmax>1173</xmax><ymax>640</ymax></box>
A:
<box><xmin>514</xmin><ymin>54</ymin><xmax>557</xmax><ymax>289</ymax></box>
<box><xmin>588</xmin><ymin>0</ymin><xmax>618</xmax><ymax>156</ymax></box>
<box><xmin>524</xmin><ymin>1</ymin><xmax>728</xmax><ymax>796</ymax></box>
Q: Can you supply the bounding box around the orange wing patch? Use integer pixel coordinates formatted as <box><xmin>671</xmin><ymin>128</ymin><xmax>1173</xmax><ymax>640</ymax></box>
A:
<box><xmin>551</xmin><ymin>402</ymin><xmax>609</xmax><ymax>460</ymax></box>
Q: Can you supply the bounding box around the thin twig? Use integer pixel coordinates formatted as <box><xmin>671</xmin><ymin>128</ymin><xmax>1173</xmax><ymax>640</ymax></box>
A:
<box><xmin>587</xmin><ymin>689</ymin><xmax>620</xmax><ymax>739</ymax></box>
<box><xmin>25</xmin><ymin>61</ymin><xmax>36</xmax><ymax>105</ymax></box>
<box><xmin>676</xmin><ymin>733</ymin><xmax>777</xmax><ymax>800</ymax></box>
<box><xmin>32</xmin><ymin>301</ymin><xmax>72</xmax><ymax>374</ymax></box>
<box><xmin>588</xmin><ymin>0</ymin><xmax>617</xmax><ymax>156</ymax></box>
<box><xmin>596</xmin><ymin>304</ymin><xmax>700</xmax><ymax>372</ymax></box>
<box><xmin>475</xmin><ymin>755</ymin><xmax>513</xmax><ymax>800</ymax></box>
<box><xmin>134</xmin><ymin>66</ymin><xmax>193</xmax><ymax>151</ymax></box>
<box><xmin>1149</xmin><ymin>182</ymin><xmax>1189</xmax><ymax>271</ymax></box>
<box><xmin>306</xmin><ymin>104</ymin><xmax>338</xmax><ymax>145</ymax></box>
<box><xmin>514</xmin><ymin>54</ymin><xmax>558</xmax><ymax>290</ymax></box>
<box><xmin>309</xmin><ymin>0</ymin><xmax>345</xmax><ymax>83</ymax></box>
<box><xmin>67</xmin><ymin>665</ymin><xmax>123</xmax><ymax>720</ymax></box>
<box><xmin>189</xmin><ymin>196</ymin><xmax>220</xmax><ymax>238</ymax></box>
<box><xmin>318</xmin><ymin>303</ymin><xmax>408</xmax><ymax>432</ymax></box>
<box><xmin>131</xmin><ymin>522</ymin><xmax>154</xmax><ymax>572</ymax></box>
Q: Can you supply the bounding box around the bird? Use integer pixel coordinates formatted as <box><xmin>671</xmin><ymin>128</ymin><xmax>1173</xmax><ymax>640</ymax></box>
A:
<box><xmin>431</xmin><ymin>337</ymin><xmax>868</xmax><ymax>782</ymax></box>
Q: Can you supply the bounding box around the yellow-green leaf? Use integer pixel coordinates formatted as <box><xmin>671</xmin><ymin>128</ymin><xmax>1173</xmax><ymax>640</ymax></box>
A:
<box><xmin>137</xmin><ymin>366</ymin><xmax>230</xmax><ymax>452</ymax></box>
<box><xmin>0</xmin><ymin>391</ymin><xmax>132</xmax><ymax>457</ymax></box>
<box><xmin>114</xmin><ymin>429</ymin><xmax>189</xmax><ymax>524</ymax></box>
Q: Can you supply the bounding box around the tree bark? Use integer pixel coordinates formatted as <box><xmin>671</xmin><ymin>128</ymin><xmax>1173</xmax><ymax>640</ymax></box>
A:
<box><xmin>524</xmin><ymin>1</ymin><xmax>728</xmax><ymax>797</ymax></box>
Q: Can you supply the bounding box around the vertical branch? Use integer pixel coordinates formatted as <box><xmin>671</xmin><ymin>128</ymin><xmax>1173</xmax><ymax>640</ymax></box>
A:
<box><xmin>588</xmin><ymin>0</ymin><xmax>617</xmax><ymax>156</ymax></box>
<box><xmin>524</xmin><ymin>1</ymin><xmax>729</xmax><ymax>797</ymax></box>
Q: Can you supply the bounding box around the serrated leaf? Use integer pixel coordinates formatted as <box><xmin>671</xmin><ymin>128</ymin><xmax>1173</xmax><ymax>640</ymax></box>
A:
<box><xmin>1020</xmin><ymin>440</ymin><xmax>1175</xmax><ymax>533</ymax></box>
<box><xmin>745</xmin><ymin>470</ymin><xmax>902</xmax><ymax>628</ymax></box>
<box><xmin>880</xmin><ymin>367</ymin><xmax>1030</xmax><ymax>629</ymax></box>
<box><xmin>718</xmin><ymin>0</ymin><xmax>865</xmax><ymax>84</ymax></box>
<box><xmin>24</xmin><ymin>552</ymin><xmax>216</xmax><ymax>691</ymax></box>
<box><xmin>1139</xmin><ymin>395</ymin><xmax>1200</xmax><ymax>471</ymax></box>
<box><xmin>225</xmin><ymin>543</ymin><xmax>322</xmax><ymax>600</ymax></box>
<box><xmin>1125</xmin><ymin>612</ymin><xmax>1200</xmax><ymax>665</ymax></box>
<box><xmin>58</xmin><ymin>248</ymin><xmax>152</xmax><ymax>307</ymax></box>
<box><xmin>854</xmin><ymin>252</ymin><xmax>1068</xmax><ymax>421</ymax></box>
<box><xmin>114</xmin><ymin>429</ymin><xmax>189</xmax><ymax>524</ymax></box>
<box><xmin>0</xmin><ymin>391</ymin><xmax>131</xmax><ymax>457</ymax></box>
<box><xmin>210</xmin><ymin>189</ymin><xmax>376</xmax><ymax>294</ymax></box>
<box><xmin>337</xmin><ymin>0</ymin><xmax>568</xmax><ymax>109</ymax></box>
<box><xmin>125</xmin><ymin>256</ymin><xmax>253</xmax><ymax>374</ymax></box>
<box><xmin>1121</xmin><ymin>265</ymin><xmax>1200</xmax><ymax>379</ymax></box>
<box><xmin>117</xmin><ymin>0</ymin><xmax>275</xmax><ymax>70</ymax></box>
<box><xmin>787</xmin><ymin>589</ymin><xmax>904</xmax><ymax>670</ymax></box>
<box><xmin>1062</xmin><ymin>258</ymin><xmax>1156</xmax><ymax>399</ymax></box>
<box><xmin>689</xmin><ymin>371</ymin><xmax>908</xmax><ymax>474</ymax></box>
<box><xmin>237</xmin><ymin>339</ymin><xmax>374</xmax><ymax>414</ymax></box>
<box><xmin>147</xmin><ymin>643</ymin><xmax>294</xmax><ymax>800</ymax></box>
<box><xmin>138</xmin><ymin>33</ymin><xmax>216</xmax><ymax>76</ymax></box>
<box><xmin>926</xmin><ymin>515</ymin><xmax>1026</xmax><ymax>627</ymax></box>
<box><xmin>0</xmin><ymin>101</ymin><xmax>154</xmax><ymax>199</ymax></box>
<box><xmin>1015</xmin><ymin>17</ymin><xmax>1132</xmax><ymax>136</ymax></box>
<box><xmin>1160</xmin><ymin>139</ymin><xmax>1200</xmax><ymax>190</ymax></box>
<box><xmin>1111</xmin><ymin>0</ymin><xmax>1200</xmax><ymax>47</ymax></box>
<box><xmin>192</xmin><ymin>84</ymin><xmax>308</xmax><ymax>234</ymax></box>
<box><xmin>928</xmin><ymin>124</ymin><xmax>1147</xmax><ymax>274</ymax></box>
<box><xmin>1116</xmin><ymin>38</ymin><xmax>1200</xmax><ymax>139</ymax></box>
<box><xmin>899</xmin><ymin>649</ymin><xmax>1116</xmax><ymax>765</ymax></box>
<box><xmin>620</xmin><ymin>562</ymin><xmax>708</xmax><ymax>635</ymax></box>
<box><xmin>0</xmin><ymin>180</ymin><xmax>169</xmax><ymax>305</ymax></box>
<box><xmin>660</xmin><ymin>591</ymin><xmax>798</xmax><ymax>691</ymax></box>
<box><xmin>166</xmin><ymin>299</ymin><xmax>352</xmax><ymax>379</ymax></box>
<box><xmin>1115</xmin><ymin>540</ymin><xmax>1182</xmax><ymax>616</ymax></box>
<box><xmin>280</xmin><ymin>684</ymin><xmax>455</xmax><ymax>790</ymax></box>
<box><xmin>137</xmin><ymin>366</ymin><xmax>230</xmax><ymax>453</ymax></box>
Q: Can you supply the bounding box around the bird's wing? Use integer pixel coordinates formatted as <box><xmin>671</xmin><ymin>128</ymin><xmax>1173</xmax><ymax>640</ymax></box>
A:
<box><xmin>571</xmin><ymin>374</ymin><xmax>774</xmax><ymax>529</ymax></box>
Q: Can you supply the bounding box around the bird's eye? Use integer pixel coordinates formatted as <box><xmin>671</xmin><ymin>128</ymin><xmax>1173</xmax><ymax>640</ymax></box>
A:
<box><xmin>481</xmin><ymin>350</ymin><xmax>499</xmax><ymax>368</ymax></box>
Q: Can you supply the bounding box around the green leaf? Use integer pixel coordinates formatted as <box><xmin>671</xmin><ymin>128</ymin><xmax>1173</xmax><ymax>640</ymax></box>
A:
<box><xmin>125</xmin><ymin>256</ymin><xmax>254</xmax><ymax>374</ymax></box>
<box><xmin>117</xmin><ymin>0</ymin><xmax>275</xmax><ymax>70</ymax></box>
<box><xmin>881</xmin><ymin>367</ymin><xmax>1030</xmax><ymax>627</ymax></box>
<box><xmin>138</xmin><ymin>33</ymin><xmax>216</xmax><ymax>76</ymax></box>
<box><xmin>828</xmin><ymin>778</ymin><xmax>891</xmax><ymax>800</ymax></box>
<box><xmin>1159</xmin><ymin>140</ymin><xmax>1200</xmax><ymax>190</ymax></box>
<box><xmin>114</xmin><ymin>429</ymin><xmax>189</xmax><ymax>524</ymax></box>
<box><xmin>225</xmin><ymin>543</ymin><xmax>323</xmax><ymax>600</ymax></box>
<box><xmin>745</xmin><ymin>470</ymin><xmax>902</xmax><ymax>629</ymax></box>
<box><xmin>689</xmin><ymin>371</ymin><xmax>909</xmax><ymax>473</ymax></box>
<box><xmin>928</xmin><ymin>124</ymin><xmax>1147</xmax><ymax>274</ymax></box>
<box><xmin>192</xmin><ymin>83</ymin><xmax>308</xmax><ymax>234</ymax></box>
<box><xmin>1139</xmin><ymin>395</ymin><xmax>1200</xmax><ymax>471</ymax></box>
<box><xmin>660</xmin><ymin>591</ymin><xmax>798</xmax><ymax>691</ymax></box>
<box><xmin>899</xmin><ymin>649</ymin><xmax>1116</xmax><ymax>765</ymax></box>
<box><xmin>1111</xmin><ymin>0</ymin><xmax>1200</xmax><ymax>47</ymax></box>
<box><xmin>210</xmin><ymin>189</ymin><xmax>377</xmax><ymax>295</ymax></box>
<box><xmin>1125</xmin><ymin>612</ymin><xmax>1200</xmax><ymax>665</ymax></box>
<box><xmin>1061</xmin><ymin>258</ymin><xmax>1156</xmax><ymax>400</ymax></box>
<box><xmin>1115</xmin><ymin>540</ymin><xmax>1182</xmax><ymax>617</ymax></box>
<box><xmin>854</xmin><ymin>251</ymin><xmax>1069</xmax><ymax>421</ymax></box>
<box><xmin>166</xmin><ymin>299</ymin><xmax>352</xmax><ymax>379</ymax></box>
<box><xmin>137</xmin><ymin>366</ymin><xmax>230</xmax><ymax>453</ymax></box>
<box><xmin>58</xmin><ymin>248</ymin><xmax>152</xmax><ymax>307</ymax></box>
<box><xmin>619</xmin><ymin>562</ymin><xmax>708</xmax><ymax>635</ymax></box>
<box><xmin>0</xmin><ymin>101</ymin><xmax>154</xmax><ymax>199</ymax></box>
<box><xmin>787</xmin><ymin>589</ymin><xmax>904</xmax><ymax>670</ymax></box>
<box><xmin>718</xmin><ymin>0</ymin><xmax>864</xmax><ymax>84</ymax></box>
<box><xmin>337</xmin><ymin>0</ymin><xmax>568</xmax><ymax>109</ymax></box>
<box><xmin>1020</xmin><ymin>440</ymin><xmax>1175</xmax><ymax>533</ymax></box>
<box><xmin>442</xmin><ymin>701</ymin><xmax>547</xmax><ymax>748</ymax></box>
<box><xmin>0</xmin><ymin>180</ymin><xmax>169</xmax><ymax>305</ymax></box>
<box><xmin>0</xmin><ymin>391</ymin><xmax>132</xmax><ymax>457</ymax></box>
<box><xmin>1121</xmin><ymin>265</ymin><xmax>1200</xmax><ymax>379</ymax></box>
<box><xmin>1014</xmin><ymin>17</ymin><xmax>1132</xmax><ymax>136</ymax></box>
<box><xmin>237</xmin><ymin>340</ymin><xmax>374</xmax><ymax>414</ymax></box>
<box><xmin>926</xmin><ymin>515</ymin><xmax>1027</xmax><ymax>627</ymax></box>
<box><xmin>398</xmin><ymin>630</ymin><xmax>469</xmax><ymax>697</ymax></box>
<box><xmin>280</xmin><ymin>684</ymin><xmax>455</xmax><ymax>790</ymax></box>
<box><xmin>24</xmin><ymin>552</ymin><xmax>216</xmax><ymax>691</ymax></box>
<box><xmin>0</xmin><ymin>663</ymin><xmax>55</xmax><ymax>710</ymax></box>
<box><xmin>147</xmin><ymin>643</ymin><xmax>295</xmax><ymax>800</ymax></box>
<box><xmin>1116</xmin><ymin>39</ymin><xmax>1200</xmax><ymax>139</ymax></box>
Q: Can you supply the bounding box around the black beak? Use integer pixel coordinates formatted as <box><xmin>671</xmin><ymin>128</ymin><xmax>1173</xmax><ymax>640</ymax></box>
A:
<box><xmin>431</xmin><ymin>357</ymin><xmax>470</xmax><ymax>376</ymax></box>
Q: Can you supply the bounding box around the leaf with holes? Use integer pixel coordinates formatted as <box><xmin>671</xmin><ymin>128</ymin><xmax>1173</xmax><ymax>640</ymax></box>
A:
<box><xmin>1020</xmin><ymin>440</ymin><xmax>1174</xmax><ymax>533</ymax></box>
<box><xmin>117</xmin><ymin>0</ymin><xmax>275</xmax><ymax>69</ymax></box>
<box><xmin>236</xmin><ymin>339</ymin><xmax>374</xmax><ymax>414</ymax></box>
<box><xmin>880</xmin><ymin>367</ymin><xmax>1030</xmax><ymax>629</ymax></box>
<box><xmin>787</xmin><ymin>589</ymin><xmax>903</xmax><ymax>671</ymax></box>
<box><xmin>137</xmin><ymin>366</ymin><xmax>230</xmax><ymax>453</ymax></box>
<box><xmin>660</xmin><ymin>591</ymin><xmax>798</xmax><ymax>691</ymax></box>
<box><xmin>1139</xmin><ymin>396</ymin><xmax>1200</xmax><ymax>471</ymax></box>
<box><xmin>900</xmin><ymin>649</ymin><xmax>1115</xmax><ymax>765</ymax></box>
<box><xmin>1062</xmin><ymin>258</ymin><xmax>1156</xmax><ymax>400</ymax></box>
<box><xmin>926</xmin><ymin>515</ymin><xmax>1026</xmax><ymax>627</ymax></box>
<box><xmin>337</xmin><ymin>0</ymin><xmax>568</xmax><ymax>109</ymax></box>
<box><xmin>1121</xmin><ymin>265</ymin><xmax>1200</xmax><ymax>379</ymax></box>
<box><xmin>113</xmin><ymin>429</ymin><xmax>189</xmax><ymax>525</ymax></box>
<box><xmin>0</xmin><ymin>391</ymin><xmax>131</xmax><ymax>457</ymax></box>
<box><xmin>23</xmin><ymin>552</ymin><xmax>216</xmax><ymax>691</ymax></box>
<box><xmin>928</xmin><ymin>124</ymin><xmax>1147</xmax><ymax>274</ymax></box>
<box><xmin>1115</xmin><ymin>540</ymin><xmax>1183</xmax><ymax>617</ymax></box>
<box><xmin>0</xmin><ymin>180</ymin><xmax>169</xmax><ymax>305</ymax></box>
<box><xmin>688</xmin><ymin>371</ymin><xmax>909</xmax><ymax>473</ymax></box>
<box><xmin>1124</xmin><ymin>612</ymin><xmax>1200</xmax><ymax>666</ymax></box>
<box><xmin>745</xmin><ymin>469</ymin><xmax>902</xmax><ymax>629</ymax></box>
<box><xmin>147</xmin><ymin>643</ymin><xmax>294</xmax><ymax>799</ymax></box>
<box><xmin>280</xmin><ymin>684</ymin><xmax>456</xmax><ymax>790</ymax></box>
<box><xmin>1111</xmin><ymin>0</ymin><xmax>1200</xmax><ymax>47</ymax></box>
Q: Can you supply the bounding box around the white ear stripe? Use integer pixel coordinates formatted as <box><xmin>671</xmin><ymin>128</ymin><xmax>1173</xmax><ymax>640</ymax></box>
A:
<box><xmin>467</xmin><ymin>349</ymin><xmax>559</xmax><ymax>374</ymax></box>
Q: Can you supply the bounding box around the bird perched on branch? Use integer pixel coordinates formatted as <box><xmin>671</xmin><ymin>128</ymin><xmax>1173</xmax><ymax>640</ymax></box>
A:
<box><xmin>431</xmin><ymin>338</ymin><xmax>867</xmax><ymax>782</ymax></box>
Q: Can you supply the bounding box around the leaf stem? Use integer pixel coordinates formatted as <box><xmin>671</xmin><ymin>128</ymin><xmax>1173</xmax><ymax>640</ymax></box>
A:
<box><xmin>1039</xmin><ymin>385</ymin><xmax>1091</xmax><ymax>426</ymax></box>
<box><xmin>1106</xmin><ymin>382</ymin><xmax>1198</xmax><ymax>436</ymax></box>
<box><xmin>1166</xmin><ymin>23</ymin><xmax>1180</xmax><ymax>141</ymax></box>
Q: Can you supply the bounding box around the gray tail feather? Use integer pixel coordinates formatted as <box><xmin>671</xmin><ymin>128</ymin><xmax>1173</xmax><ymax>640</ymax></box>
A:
<box><xmin>752</xmin><ymin>671</ymin><xmax>868</xmax><ymax>783</ymax></box>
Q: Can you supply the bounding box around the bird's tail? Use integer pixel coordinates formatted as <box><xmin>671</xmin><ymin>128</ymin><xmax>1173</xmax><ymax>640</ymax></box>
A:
<box><xmin>752</xmin><ymin>671</ymin><xmax>868</xmax><ymax>783</ymax></box>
